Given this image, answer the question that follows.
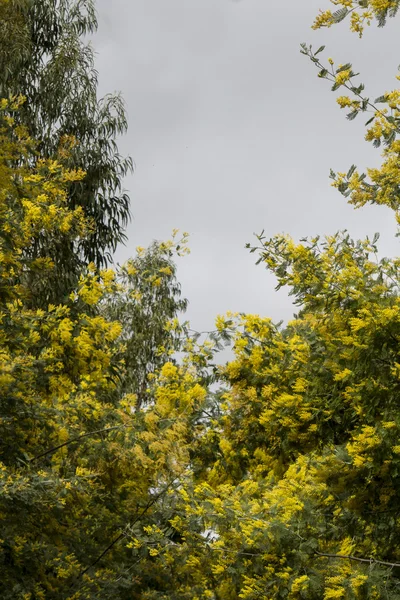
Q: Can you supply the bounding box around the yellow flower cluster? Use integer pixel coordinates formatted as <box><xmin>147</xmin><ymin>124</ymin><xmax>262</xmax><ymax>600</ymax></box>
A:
<box><xmin>313</xmin><ymin>0</ymin><xmax>397</xmax><ymax>36</ymax></box>
<box><xmin>312</xmin><ymin>9</ymin><xmax>334</xmax><ymax>29</ymax></box>
<box><xmin>335</xmin><ymin>70</ymin><xmax>352</xmax><ymax>86</ymax></box>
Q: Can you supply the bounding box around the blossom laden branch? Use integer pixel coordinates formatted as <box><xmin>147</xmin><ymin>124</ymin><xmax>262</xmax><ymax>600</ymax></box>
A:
<box><xmin>312</xmin><ymin>1</ymin><xmax>400</xmax><ymax>37</ymax></box>
<box><xmin>301</xmin><ymin>43</ymin><xmax>400</xmax><ymax>219</ymax></box>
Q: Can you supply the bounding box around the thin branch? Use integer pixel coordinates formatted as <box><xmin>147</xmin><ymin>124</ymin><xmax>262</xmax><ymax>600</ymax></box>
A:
<box><xmin>315</xmin><ymin>551</ymin><xmax>400</xmax><ymax>569</ymax></box>
<box><xmin>77</xmin><ymin>530</ymin><xmax>126</xmax><ymax>578</ymax></box>
<box><xmin>28</xmin><ymin>424</ymin><xmax>132</xmax><ymax>462</ymax></box>
<box><xmin>307</xmin><ymin>48</ymin><xmax>390</xmax><ymax>123</ymax></box>
<box><xmin>30</xmin><ymin>406</ymin><xmax>209</xmax><ymax>464</ymax></box>
<box><xmin>209</xmin><ymin>547</ymin><xmax>261</xmax><ymax>557</ymax></box>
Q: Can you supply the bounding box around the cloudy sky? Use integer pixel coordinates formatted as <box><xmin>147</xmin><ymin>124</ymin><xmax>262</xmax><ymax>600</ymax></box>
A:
<box><xmin>93</xmin><ymin>0</ymin><xmax>399</xmax><ymax>332</ymax></box>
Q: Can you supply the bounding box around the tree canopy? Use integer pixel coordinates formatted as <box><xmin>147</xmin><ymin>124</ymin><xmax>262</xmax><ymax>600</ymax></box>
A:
<box><xmin>2</xmin><ymin>1</ymin><xmax>400</xmax><ymax>599</ymax></box>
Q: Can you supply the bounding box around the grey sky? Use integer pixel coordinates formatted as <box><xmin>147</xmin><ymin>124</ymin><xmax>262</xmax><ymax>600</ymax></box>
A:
<box><xmin>93</xmin><ymin>0</ymin><xmax>399</xmax><ymax>332</ymax></box>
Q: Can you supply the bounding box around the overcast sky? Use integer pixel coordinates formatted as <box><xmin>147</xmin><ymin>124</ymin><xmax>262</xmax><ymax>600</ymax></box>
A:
<box><xmin>93</xmin><ymin>0</ymin><xmax>399</xmax><ymax>332</ymax></box>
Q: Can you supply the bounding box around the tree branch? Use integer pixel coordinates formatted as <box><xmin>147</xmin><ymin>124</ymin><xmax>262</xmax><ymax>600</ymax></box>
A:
<box><xmin>30</xmin><ymin>411</ymin><xmax>200</xmax><ymax>464</ymax></box>
<box><xmin>315</xmin><ymin>551</ymin><xmax>400</xmax><ymax>569</ymax></box>
<box><xmin>29</xmin><ymin>424</ymin><xmax>132</xmax><ymax>462</ymax></box>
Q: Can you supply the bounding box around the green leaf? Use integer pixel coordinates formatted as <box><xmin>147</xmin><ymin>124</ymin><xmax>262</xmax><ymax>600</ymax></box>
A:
<box><xmin>300</xmin><ymin>42</ymin><xmax>309</xmax><ymax>55</ymax></box>
<box><xmin>347</xmin><ymin>165</ymin><xmax>357</xmax><ymax>178</ymax></box>
<box><xmin>373</xmin><ymin>232</ymin><xmax>380</xmax><ymax>244</ymax></box>
<box><xmin>336</xmin><ymin>63</ymin><xmax>352</xmax><ymax>73</ymax></box>
<box><xmin>332</xmin><ymin>7</ymin><xmax>349</xmax><ymax>23</ymax></box>
<box><xmin>347</xmin><ymin>110</ymin><xmax>359</xmax><ymax>121</ymax></box>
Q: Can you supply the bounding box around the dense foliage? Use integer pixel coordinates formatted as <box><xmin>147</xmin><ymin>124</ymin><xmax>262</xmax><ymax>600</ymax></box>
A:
<box><xmin>0</xmin><ymin>0</ymin><xmax>132</xmax><ymax>300</ymax></box>
<box><xmin>0</xmin><ymin>97</ymin><xmax>208</xmax><ymax>599</ymax></box>
<box><xmin>2</xmin><ymin>0</ymin><xmax>400</xmax><ymax>599</ymax></box>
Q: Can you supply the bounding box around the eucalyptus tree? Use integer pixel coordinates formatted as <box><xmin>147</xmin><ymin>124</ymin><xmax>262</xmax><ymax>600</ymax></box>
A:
<box><xmin>0</xmin><ymin>0</ymin><xmax>132</xmax><ymax>303</ymax></box>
